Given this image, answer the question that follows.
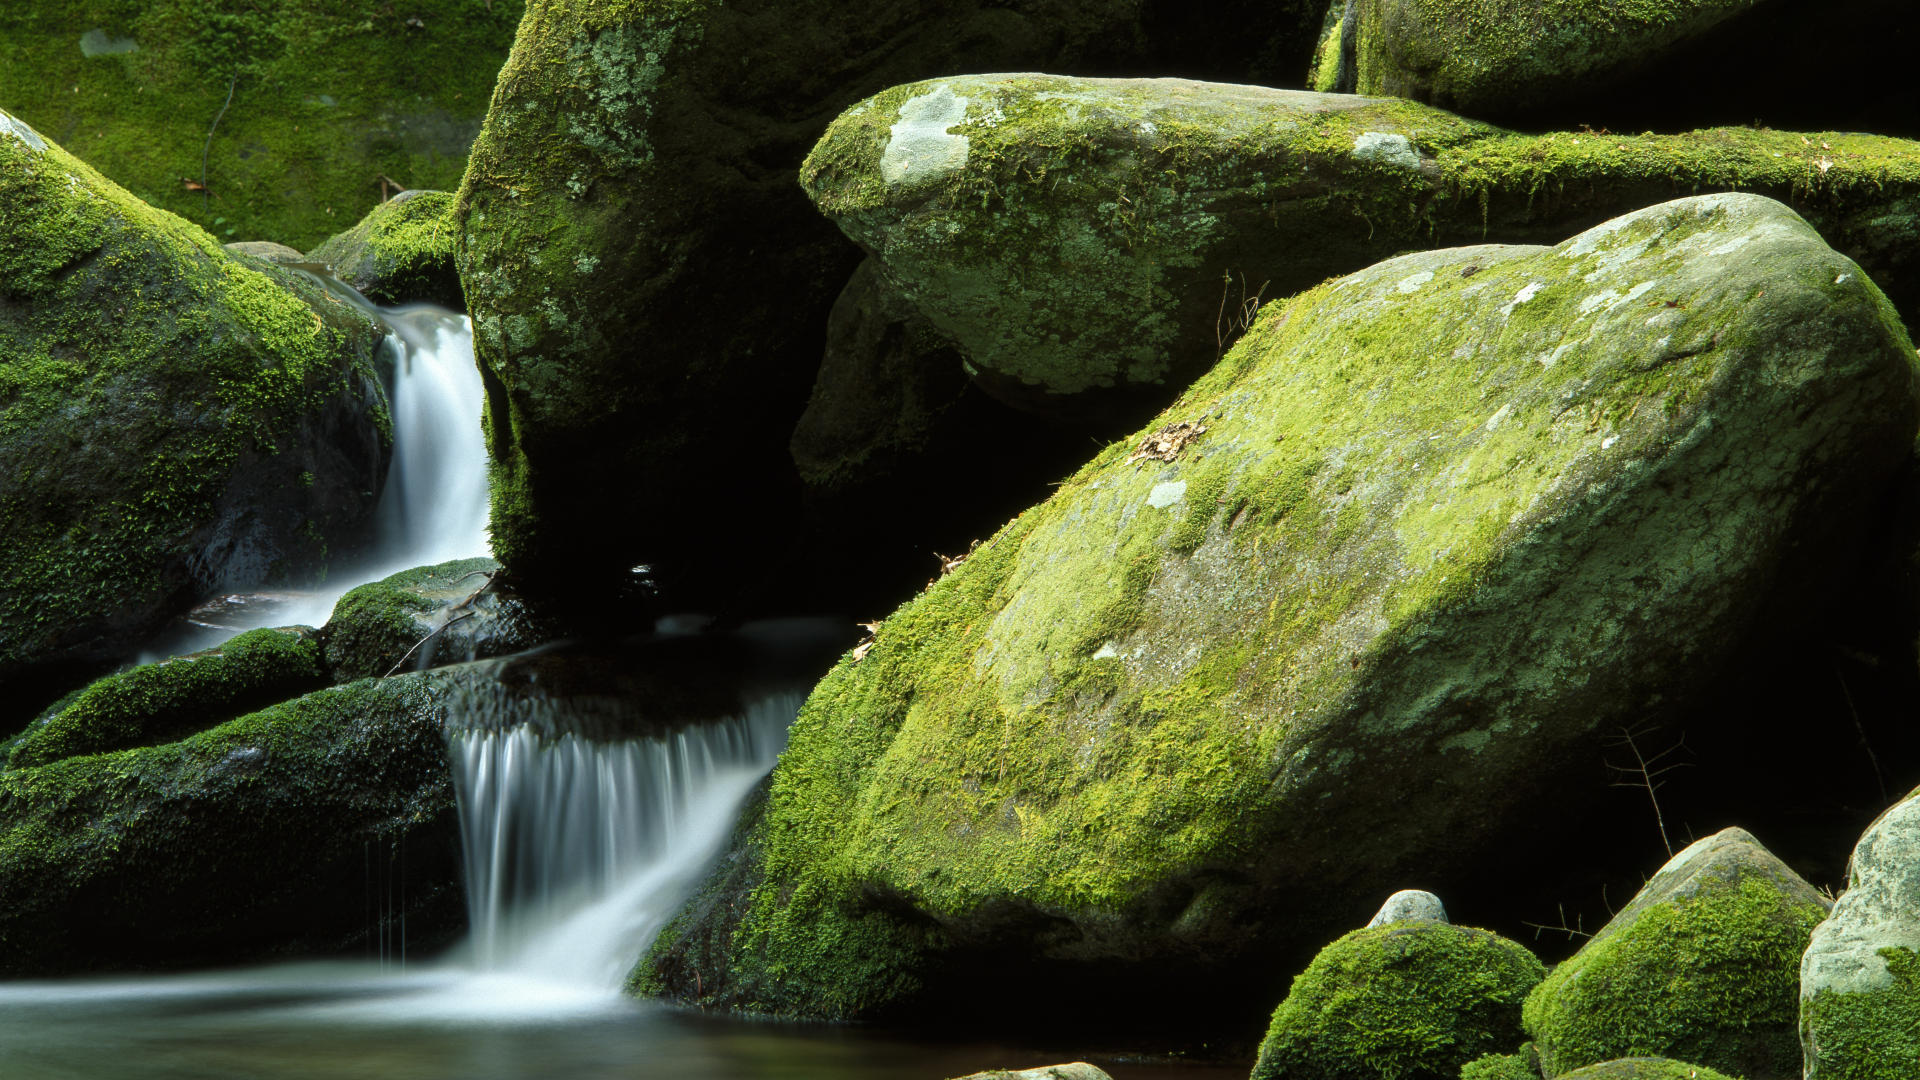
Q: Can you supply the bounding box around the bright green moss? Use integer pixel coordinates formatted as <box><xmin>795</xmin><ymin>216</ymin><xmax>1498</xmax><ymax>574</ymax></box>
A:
<box><xmin>1461</xmin><ymin>1048</ymin><xmax>1541</xmax><ymax>1080</ymax></box>
<box><xmin>7</xmin><ymin>627</ymin><xmax>326</xmax><ymax>769</ymax></box>
<box><xmin>1557</xmin><ymin>1060</ymin><xmax>1741</xmax><ymax>1080</ymax></box>
<box><xmin>1801</xmin><ymin>947</ymin><xmax>1920</xmax><ymax>1080</ymax></box>
<box><xmin>1524</xmin><ymin>875</ymin><xmax>1826</xmax><ymax>1077</ymax></box>
<box><xmin>1252</xmin><ymin>922</ymin><xmax>1546</xmax><ymax>1080</ymax></box>
<box><xmin>0</xmin><ymin>0</ymin><xmax>523</xmax><ymax>250</ymax></box>
<box><xmin>309</xmin><ymin>190</ymin><xmax>461</xmax><ymax>307</ymax></box>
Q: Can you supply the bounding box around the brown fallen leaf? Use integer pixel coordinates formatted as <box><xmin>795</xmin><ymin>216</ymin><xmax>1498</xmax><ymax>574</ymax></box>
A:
<box><xmin>851</xmin><ymin>620</ymin><xmax>882</xmax><ymax>662</ymax></box>
<box><xmin>1127</xmin><ymin>419</ymin><xmax>1208</xmax><ymax>465</ymax></box>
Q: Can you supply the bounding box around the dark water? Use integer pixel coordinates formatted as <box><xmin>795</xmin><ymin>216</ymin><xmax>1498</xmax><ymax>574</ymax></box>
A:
<box><xmin>0</xmin><ymin>966</ymin><xmax>1244</xmax><ymax>1080</ymax></box>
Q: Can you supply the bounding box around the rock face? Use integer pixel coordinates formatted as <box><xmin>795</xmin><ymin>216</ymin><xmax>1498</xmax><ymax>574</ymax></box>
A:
<box><xmin>0</xmin><ymin>109</ymin><xmax>393</xmax><ymax>696</ymax></box>
<box><xmin>1524</xmin><ymin>828</ymin><xmax>1829</xmax><ymax>1079</ymax></box>
<box><xmin>0</xmin><ymin>674</ymin><xmax>461</xmax><ymax>974</ymax></box>
<box><xmin>1801</xmin><ymin>786</ymin><xmax>1920</xmax><ymax>1080</ymax></box>
<box><xmin>451</xmin><ymin>0</ymin><xmax>1328</xmax><ymax>607</ymax></box>
<box><xmin>0</xmin><ymin>0</ymin><xmax>524</xmax><ymax>250</ymax></box>
<box><xmin>1366</xmin><ymin>889</ymin><xmax>1446</xmax><ymax>928</ymax></box>
<box><xmin>320</xmin><ymin>557</ymin><xmax>553</xmax><ymax>682</ymax></box>
<box><xmin>1556</xmin><ymin>1061</ymin><xmax>1739</xmax><ymax>1080</ymax></box>
<box><xmin>1252</xmin><ymin>922</ymin><xmax>1544</xmax><ymax>1080</ymax></box>
<box><xmin>310</xmin><ymin>190</ymin><xmax>462</xmax><ymax>308</ymax></box>
<box><xmin>805</xmin><ymin>75</ymin><xmax>1920</xmax><ymax>419</ymax></box>
<box><xmin>6</xmin><ymin>627</ymin><xmax>326</xmax><ymax>768</ymax></box>
<box><xmin>638</xmin><ymin>194</ymin><xmax>1919</xmax><ymax>1024</ymax></box>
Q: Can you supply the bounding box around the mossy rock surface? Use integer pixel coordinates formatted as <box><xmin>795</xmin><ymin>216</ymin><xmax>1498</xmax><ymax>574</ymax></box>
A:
<box><xmin>321</xmin><ymin>557</ymin><xmax>553</xmax><ymax>682</ymax></box>
<box><xmin>1557</xmin><ymin>1060</ymin><xmax>1740</xmax><ymax>1080</ymax></box>
<box><xmin>1253</xmin><ymin>922</ymin><xmax>1545</xmax><ymax>1080</ymax></box>
<box><xmin>1462</xmin><ymin>1048</ymin><xmax>1543</xmax><ymax>1080</ymax></box>
<box><xmin>310</xmin><ymin>189</ymin><xmax>461</xmax><ymax>308</ymax></box>
<box><xmin>1800</xmin><ymin>784</ymin><xmax>1920</xmax><ymax>1080</ymax></box>
<box><xmin>452</xmin><ymin>0</ymin><xmax>1325</xmax><ymax>606</ymax></box>
<box><xmin>6</xmin><ymin>627</ymin><xmax>326</xmax><ymax>769</ymax></box>
<box><xmin>806</xmin><ymin>75</ymin><xmax>1920</xmax><ymax>418</ymax></box>
<box><xmin>639</xmin><ymin>194</ymin><xmax>1919</xmax><ymax>1023</ymax></box>
<box><xmin>0</xmin><ymin>0</ymin><xmax>523</xmax><ymax>251</ymax></box>
<box><xmin>0</xmin><ymin>673</ymin><xmax>462</xmax><ymax>974</ymax></box>
<box><xmin>1524</xmin><ymin>828</ymin><xmax>1828</xmax><ymax>1079</ymax></box>
<box><xmin>0</xmin><ymin>109</ymin><xmax>393</xmax><ymax>692</ymax></box>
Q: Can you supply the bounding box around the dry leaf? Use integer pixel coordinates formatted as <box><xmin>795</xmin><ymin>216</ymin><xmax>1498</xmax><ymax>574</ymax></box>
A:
<box><xmin>1127</xmin><ymin>420</ymin><xmax>1208</xmax><ymax>465</ymax></box>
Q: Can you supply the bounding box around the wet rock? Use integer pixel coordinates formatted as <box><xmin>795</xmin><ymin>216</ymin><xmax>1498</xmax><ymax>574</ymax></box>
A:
<box><xmin>309</xmin><ymin>190</ymin><xmax>461</xmax><ymax>308</ymax></box>
<box><xmin>1253</xmin><ymin>921</ymin><xmax>1544</xmax><ymax>1080</ymax></box>
<box><xmin>224</xmin><ymin>240</ymin><xmax>307</xmax><ymax>266</ymax></box>
<box><xmin>642</xmin><ymin>193</ymin><xmax>1919</xmax><ymax>1025</ymax></box>
<box><xmin>0</xmin><ymin>108</ymin><xmax>392</xmax><ymax>698</ymax></box>
<box><xmin>320</xmin><ymin>557</ymin><xmax>550</xmax><ymax>682</ymax></box>
<box><xmin>949</xmin><ymin>1066</ymin><xmax>1112</xmax><ymax>1080</ymax></box>
<box><xmin>1525</xmin><ymin>828</ymin><xmax>1828</xmax><ymax>1079</ymax></box>
<box><xmin>1367</xmin><ymin>889</ymin><xmax>1447</xmax><ymax>927</ymax></box>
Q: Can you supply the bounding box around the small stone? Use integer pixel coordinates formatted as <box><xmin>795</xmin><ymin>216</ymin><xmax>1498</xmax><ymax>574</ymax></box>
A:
<box><xmin>1367</xmin><ymin>889</ymin><xmax>1448</xmax><ymax>927</ymax></box>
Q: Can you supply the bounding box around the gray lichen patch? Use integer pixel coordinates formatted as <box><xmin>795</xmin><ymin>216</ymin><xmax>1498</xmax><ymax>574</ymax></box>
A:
<box><xmin>881</xmin><ymin>84</ymin><xmax>972</xmax><ymax>192</ymax></box>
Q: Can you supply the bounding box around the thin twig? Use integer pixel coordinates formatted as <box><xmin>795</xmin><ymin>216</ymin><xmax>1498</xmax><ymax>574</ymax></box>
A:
<box><xmin>1522</xmin><ymin>902</ymin><xmax>1591</xmax><ymax>942</ymax></box>
<box><xmin>383</xmin><ymin>612</ymin><xmax>475</xmax><ymax>678</ymax></box>
<box><xmin>1606</xmin><ymin>725</ymin><xmax>1691</xmax><ymax>858</ymax></box>
<box><xmin>1835</xmin><ymin>664</ymin><xmax>1888</xmax><ymax>805</ymax></box>
<box><xmin>200</xmin><ymin>75</ymin><xmax>238</xmax><ymax>213</ymax></box>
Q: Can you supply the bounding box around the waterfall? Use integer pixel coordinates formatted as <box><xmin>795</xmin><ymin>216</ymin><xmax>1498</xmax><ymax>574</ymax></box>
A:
<box><xmin>446</xmin><ymin>690</ymin><xmax>800</xmax><ymax>991</ymax></box>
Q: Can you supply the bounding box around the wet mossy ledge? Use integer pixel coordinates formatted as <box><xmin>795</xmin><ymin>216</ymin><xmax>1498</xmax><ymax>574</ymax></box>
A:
<box><xmin>0</xmin><ymin>0</ymin><xmax>523</xmax><ymax>250</ymax></box>
<box><xmin>640</xmin><ymin>193</ymin><xmax>1920</xmax><ymax>1024</ymax></box>
<box><xmin>309</xmin><ymin>189</ymin><xmax>462</xmax><ymax>309</ymax></box>
<box><xmin>805</xmin><ymin>74</ymin><xmax>1920</xmax><ymax>418</ymax></box>
<box><xmin>0</xmin><ymin>108</ymin><xmax>392</xmax><ymax>695</ymax></box>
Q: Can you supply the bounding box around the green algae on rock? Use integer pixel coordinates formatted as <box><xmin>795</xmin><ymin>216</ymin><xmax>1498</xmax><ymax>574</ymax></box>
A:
<box><xmin>1253</xmin><ymin>922</ymin><xmax>1544</xmax><ymax>1080</ymax></box>
<box><xmin>0</xmin><ymin>108</ymin><xmax>392</xmax><ymax>692</ymax></box>
<box><xmin>310</xmin><ymin>190</ymin><xmax>462</xmax><ymax>308</ymax></box>
<box><xmin>804</xmin><ymin>75</ymin><xmax>1920</xmax><ymax>418</ymax></box>
<box><xmin>6</xmin><ymin>627</ymin><xmax>326</xmax><ymax>770</ymax></box>
<box><xmin>1556</xmin><ymin>1060</ymin><xmax>1741</xmax><ymax>1080</ymax></box>
<box><xmin>639</xmin><ymin>193</ymin><xmax>1920</xmax><ymax>1022</ymax></box>
<box><xmin>1800</xmin><ymin>785</ymin><xmax>1920</xmax><ymax>1080</ymax></box>
<box><xmin>0</xmin><ymin>674</ymin><xmax>460</xmax><ymax>975</ymax></box>
<box><xmin>0</xmin><ymin>0</ymin><xmax>523</xmax><ymax>251</ymax></box>
<box><xmin>1524</xmin><ymin>828</ymin><xmax>1828</xmax><ymax>1079</ymax></box>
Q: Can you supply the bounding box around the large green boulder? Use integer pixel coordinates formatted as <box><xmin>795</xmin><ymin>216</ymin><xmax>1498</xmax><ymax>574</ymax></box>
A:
<box><xmin>320</xmin><ymin>557</ymin><xmax>554</xmax><ymax>682</ymax></box>
<box><xmin>1524</xmin><ymin>829</ymin><xmax>1828</xmax><ymax>1079</ymax></box>
<box><xmin>804</xmin><ymin>74</ymin><xmax>1920</xmax><ymax>418</ymax></box>
<box><xmin>452</xmin><ymin>0</ymin><xmax>1327</xmax><ymax>607</ymax></box>
<box><xmin>6</xmin><ymin>627</ymin><xmax>326</xmax><ymax>768</ymax></box>
<box><xmin>0</xmin><ymin>0</ymin><xmax>523</xmax><ymax>250</ymax></box>
<box><xmin>1800</xmin><ymin>785</ymin><xmax>1920</xmax><ymax>1080</ymax></box>
<box><xmin>309</xmin><ymin>190</ymin><xmax>461</xmax><ymax>308</ymax></box>
<box><xmin>0</xmin><ymin>674</ymin><xmax>460</xmax><ymax>974</ymax></box>
<box><xmin>1253</xmin><ymin>921</ymin><xmax>1545</xmax><ymax>1080</ymax></box>
<box><xmin>637</xmin><ymin>194</ymin><xmax>1919</xmax><ymax>1023</ymax></box>
<box><xmin>1</xmin><ymin>109</ymin><xmax>393</xmax><ymax>696</ymax></box>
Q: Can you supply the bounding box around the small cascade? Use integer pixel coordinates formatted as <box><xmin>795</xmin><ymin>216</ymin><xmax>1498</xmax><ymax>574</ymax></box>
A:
<box><xmin>447</xmin><ymin>690</ymin><xmax>800</xmax><ymax>991</ymax></box>
<box><xmin>366</xmin><ymin>306</ymin><xmax>492</xmax><ymax>572</ymax></box>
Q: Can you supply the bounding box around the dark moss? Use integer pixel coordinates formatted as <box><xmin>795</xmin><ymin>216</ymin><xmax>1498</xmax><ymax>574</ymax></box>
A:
<box><xmin>7</xmin><ymin>627</ymin><xmax>326</xmax><ymax>769</ymax></box>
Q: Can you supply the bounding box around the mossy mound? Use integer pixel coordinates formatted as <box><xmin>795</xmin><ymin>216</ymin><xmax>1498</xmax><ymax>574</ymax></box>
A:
<box><xmin>0</xmin><ymin>674</ymin><xmax>461</xmax><ymax>974</ymax></box>
<box><xmin>1</xmin><ymin>109</ymin><xmax>392</xmax><ymax>692</ymax></box>
<box><xmin>1252</xmin><ymin>922</ymin><xmax>1545</xmax><ymax>1080</ymax></box>
<box><xmin>806</xmin><ymin>75</ymin><xmax>1920</xmax><ymax>418</ymax></box>
<box><xmin>0</xmin><ymin>0</ymin><xmax>523</xmax><ymax>251</ymax></box>
<box><xmin>321</xmin><ymin>557</ymin><xmax>551</xmax><ymax>682</ymax></box>
<box><xmin>6</xmin><ymin>627</ymin><xmax>325</xmax><ymax>769</ymax></box>
<box><xmin>1462</xmin><ymin>1048</ymin><xmax>1542</xmax><ymax>1080</ymax></box>
<box><xmin>639</xmin><ymin>194</ymin><xmax>1918</xmax><ymax>1024</ymax></box>
<box><xmin>1800</xmin><ymin>784</ymin><xmax>1920</xmax><ymax>1080</ymax></box>
<box><xmin>1557</xmin><ymin>1060</ymin><xmax>1740</xmax><ymax>1080</ymax></box>
<box><xmin>453</xmin><ymin>0</ymin><xmax>1327</xmax><ymax>608</ymax></box>
<box><xmin>310</xmin><ymin>190</ymin><xmax>461</xmax><ymax>308</ymax></box>
<box><xmin>1524</xmin><ymin>829</ymin><xmax>1828</xmax><ymax>1079</ymax></box>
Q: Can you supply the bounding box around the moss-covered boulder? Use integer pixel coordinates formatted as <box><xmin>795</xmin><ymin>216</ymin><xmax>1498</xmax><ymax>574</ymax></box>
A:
<box><xmin>310</xmin><ymin>190</ymin><xmax>461</xmax><ymax>308</ymax></box>
<box><xmin>638</xmin><ymin>194</ymin><xmax>1918</xmax><ymax>1023</ymax></box>
<box><xmin>805</xmin><ymin>75</ymin><xmax>1920</xmax><ymax>418</ymax></box>
<box><xmin>1</xmin><ymin>109</ymin><xmax>393</xmax><ymax>695</ymax></box>
<box><xmin>320</xmin><ymin>557</ymin><xmax>553</xmax><ymax>682</ymax></box>
<box><xmin>1556</xmin><ymin>1061</ymin><xmax>1740</xmax><ymax>1080</ymax></box>
<box><xmin>1462</xmin><ymin>1048</ymin><xmax>1543</xmax><ymax>1080</ymax></box>
<box><xmin>1524</xmin><ymin>828</ymin><xmax>1828</xmax><ymax>1079</ymax></box>
<box><xmin>0</xmin><ymin>0</ymin><xmax>523</xmax><ymax>251</ymax></box>
<box><xmin>6</xmin><ymin>627</ymin><xmax>325</xmax><ymax>769</ymax></box>
<box><xmin>452</xmin><ymin>0</ymin><xmax>1329</xmax><ymax>607</ymax></box>
<box><xmin>0</xmin><ymin>674</ymin><xmax>460</xmax><ymax>974</ymax></box>
<box><xmin>1253</xmin><ymin>922</ymin><xmax>1544</xmax><ymax>1080</ymax></box>
<box><xmin>1800</xmin><ymin>785</ymin><xmax>1920</xmax><ymax>1080</ymax></box>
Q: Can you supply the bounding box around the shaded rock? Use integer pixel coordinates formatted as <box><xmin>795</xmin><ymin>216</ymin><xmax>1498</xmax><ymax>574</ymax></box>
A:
<box><xmin>1367</xmin><ymin>889</ymin><xmax>1447</xmax><ymax>928</ymax></box>
<box><xmin>451</xmin><ymin>0</ymin><xmax>1332</xmax><ymax>610</ymax></box>
<box><xmin>1252</xmin><ymin>921</ymin><xmax>1544</xmax><ymax>1080</ymax></box>
<box><xmin>6</xmin><ymin>627</ymin><xmax>326</xmax><ymax>769</ymax></box>
<box><xmin>1524</xmin><ymin>828</ymin><xmax>1828</xmax><ymax>1079</ymax></box>
<box><xmin>0</xmin><ymin>108</ymin><xmax>392</xmax><ymax>697</ymax></box>
<box><xmin>320</xmin><ymin>557</ymin><xmax>550</xmax><ymax>682</ymax></box>
<box><xmin>224</xmin><ymin>240</ymin><xmax>307</xmax><ymax>265</ymax></box>
<box><xmin>1800</xmin><ymin>785</ymin><xmax>1920</xmax><ymax>1080</ymax></box>
<box><xmin>639</xmin><ymin>194</ymin><xmax>1919</xmax><ymax>1025</ymax></box>
<box><xmin>805</xmin><ymin>75</ymin><xmax>1920</xmax><ymax>420</ymax></box>
<box><xmin>950</xmin><ymin>1066</ymin><xmax>1111</xmax><ymax>1080</ymax></box>
<box><xmin>0</xmin><ymin>0</ymin><xmax>524</xmax><ymax>249</ymax></box>
<box><xmin>309</xmin><ymin>190</ymin><xmax>461</xmax><ymax>308</ymax></box>
<box><xmin>0</xmin><ymin>674</ymin><xmax>462</xmax><ymax>974</ymax></box>
<box><xmin>1557</xmin><ymin>1060</ymin><xmax>1739</xmax><ymax>1080</ymax></box>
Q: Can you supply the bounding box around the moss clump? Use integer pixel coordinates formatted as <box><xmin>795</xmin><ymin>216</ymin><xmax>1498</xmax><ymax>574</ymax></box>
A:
<box><xmin>1461</xmin><ymin>1048</ymin><xmax>1541</xmax><ymax>1080</ymax></box>
<box><xmin>0</xmin><ymin>109</ymin><xmax>392</xmax><ymax>686</ymax></box>
<box><xmin>1252</xmin><ymin>922</ymin><xmax>1545</xmax><ymax>1080</ymax></box>
<box><xmin>0</xmin><ymin>0</ymin><xmax>523</xmax><ymax>250</ymax></box>
<box><xmin>7</xmin><ymin>627</ymin><xmax>325</xmax><ymax>769</ymax></box>
<box><xmin>320</xmin><ymin>557</ymin><xmax>501</xmax><ymax>681</ymax></box>
<box><xmin>1557</xmin><ymin>1060</ymin><xmax>1741</xmax><ymax>1080</ymax></box>
<box><xmin>310</xmin><ymin>190</ymin><xmax>461</xmax><ymax>307</ymax></box>
<box><xmin>1801</xmin><ymin>946</ymin><xmax>1920</xmax><ymax>1080</ymax></box>
<box><xmin>1524</xmin><ymin>831</ymin><xmax>1828</xmax><ymax>1078</ymax></box>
